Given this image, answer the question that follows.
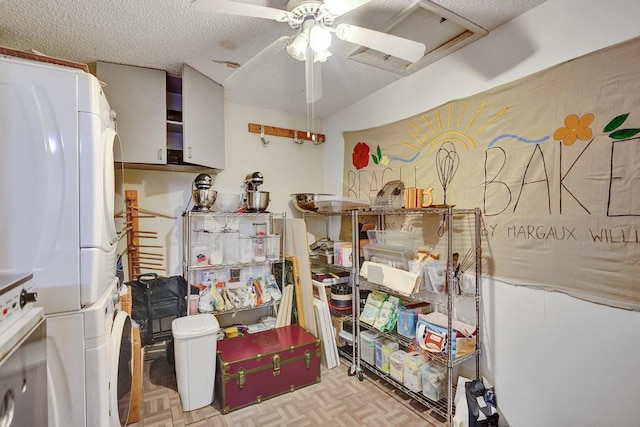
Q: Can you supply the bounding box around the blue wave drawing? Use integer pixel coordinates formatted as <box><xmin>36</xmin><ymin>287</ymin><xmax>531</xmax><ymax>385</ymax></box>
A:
<box><xmin>388</xmin><ymin>152</ymin><xmax>422</xmax><ymax>163</ymax></box>
<box><xmin>488</xmin><ymin>134</ymin><xmax>550</xmax><ymax>148</ymax></box>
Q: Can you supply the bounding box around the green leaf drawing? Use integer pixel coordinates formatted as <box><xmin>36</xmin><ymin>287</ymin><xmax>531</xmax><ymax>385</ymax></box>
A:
<box><xmin>604</xmin><ymin>114</ymin><xmax>628</xmax><ymax>132</ymax></box>
<box><xmin>372</xmin><ymin>155</ymin><xmax>379</xmax><ymax>164</ymax></box>
<box><xmin>377</xmin><ymin>145</ymin><xmax>382</xmax><ymax>159</ymax></box>
<box><xmin>609</xmin><ymin>128</ymin><xmax>640</xmax><ymax>139</ymax></box>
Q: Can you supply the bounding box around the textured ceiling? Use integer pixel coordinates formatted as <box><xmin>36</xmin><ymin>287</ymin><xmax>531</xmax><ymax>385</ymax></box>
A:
<box><xmin>0</xmin><ymin>0</ymin><xmax>546</xmax><ymax>118</ymax></box>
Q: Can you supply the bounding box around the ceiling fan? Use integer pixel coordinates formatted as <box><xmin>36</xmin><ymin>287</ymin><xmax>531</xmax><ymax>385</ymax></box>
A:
<box><xmin>192</xmin><ymin>0</ymin><xmax>427</xmax><ymax>104</ymax></box>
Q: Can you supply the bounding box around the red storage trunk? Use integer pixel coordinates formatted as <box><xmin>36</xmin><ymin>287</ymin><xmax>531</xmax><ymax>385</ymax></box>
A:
<box><xmin>216</xmin><ymin>325</ymin><xmax>321</xmax><ymax>414</ymax></box>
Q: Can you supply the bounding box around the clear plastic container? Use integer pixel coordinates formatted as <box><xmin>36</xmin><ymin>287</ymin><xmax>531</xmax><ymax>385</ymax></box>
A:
<box><xmin>403</xmin><ymin>352</ymin><xmax>428</xmax><ymax>392</ymax></box>
<box><xmin>238</xmin><ymin>236</ymin><xmax>253</xmax><ymax>263</ymax></box>
<box><xmin>360</xmin><ymin>330</ymin><xmax>380</xmax><ymax>365</ymax></box>
<box><xmin>191</xmin><ymin>246</ymin><xmax>209</xmax><ymax>266</ymax></box>
<box><xmin>253</xmin><ymin>237</ymin><xmax>266</xmax><ymax>262</ymax></box>
<box><xmin>208</xmin><ymin>231</ymin><xmax>224</xmax><ymax>265</ymax></box>
<box><xmin>371</xmin><ymin>230</ymin><xmax>421</xmax><ymax>248</ymax></box>
<box><xmin>421</xmin><ymin>361</ymin><xmax>447</xmax><ymax>401</ymax></box>
<box><xmin>266</xmin><ymin>235</ymin><xmax>280</xmax><ymax>261</ymax></box>
<box><xmin>389</xmin><ymin>350</ymin><xmax>410</xmax><ymax>382</ymax></box>
<box><xmin>253</xmin><ymin>222</ymin><xmax>267</xmax><ymax>236</ymax></box>
<box><xmin>363</xmin><ymin>244</ymin><xmax>414</xmax><ymax>271</ymax></box>
<box><xmin>223</xmin><ymin>229</ymin><xmax>239</xmax><ymax>264</ymax></box>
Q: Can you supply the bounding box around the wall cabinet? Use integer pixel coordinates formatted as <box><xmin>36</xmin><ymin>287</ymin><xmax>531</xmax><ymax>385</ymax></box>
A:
<box><xmin>94</xmin><ymin>62</ymin><xmax>224</xmax><ymax>171</ymax></box>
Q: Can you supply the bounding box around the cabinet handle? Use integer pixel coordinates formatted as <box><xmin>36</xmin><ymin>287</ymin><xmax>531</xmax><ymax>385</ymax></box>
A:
<box><xmin>157</xmin><ymin>149</ymin><xmax>162</xmax><ymax>161</ymax></box>
<box><xmin>188</xmin><ymin>146</ymin><xmax>192</xmax><ymax>159</ymax></box>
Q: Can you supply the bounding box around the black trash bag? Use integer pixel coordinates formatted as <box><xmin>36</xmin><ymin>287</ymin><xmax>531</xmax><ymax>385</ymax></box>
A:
<box><xmin>465</xmin><ymin>379</ymin><xmax>499</xmax><ymax>427</ymax></box>
<box><xmin>128</xmin><ymin>273</ymin><xmax>189</xmax><ymax>347</ymax></box>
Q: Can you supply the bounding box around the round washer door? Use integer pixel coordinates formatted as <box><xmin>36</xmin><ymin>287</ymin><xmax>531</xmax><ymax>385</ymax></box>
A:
<box><xmin>110</xmin><ymin>311</ymin><xmax>132</xmax><ymax>427</ymax></box>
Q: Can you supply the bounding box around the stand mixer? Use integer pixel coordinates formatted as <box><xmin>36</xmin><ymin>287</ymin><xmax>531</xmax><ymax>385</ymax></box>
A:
<box><xmin>192</xmin><ymin>173</ymin><xmax>217</xmax><ymax>211</ymax></box>
<box><xmin>244</xmin><ymin>172</ymin><xmax>270</xmax><ymax>212</ymax></box>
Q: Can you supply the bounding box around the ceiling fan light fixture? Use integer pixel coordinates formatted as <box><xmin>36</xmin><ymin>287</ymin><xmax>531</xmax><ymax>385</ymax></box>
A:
<box><xmin>286</xmin><ymin>31</ymin><xmax>309</xmax><ymax>61</ymax></box>
<box><xmin>313</xmin><ymin>49</ymin><xmax>332</xmax><ymax>63</ymax></box>
<box><xmin>309</xmin><ymin>24</ymin><xmax>332</xmax><ymax>52</ymax></box>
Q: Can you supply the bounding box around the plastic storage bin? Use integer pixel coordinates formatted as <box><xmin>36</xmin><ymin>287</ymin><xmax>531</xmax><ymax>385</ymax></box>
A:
<box><xmin>360</xmin><ymin>330</ymin><xmax>380</xmax><ymax>365</ymax></box>
<box><xmin>421</xmin><ymin>361</ymin><xmax>447</xmax><ymax>401</ymax></box>
<box><xmin>172</xmin><ymin>313</ymin><xmax>220</xmax><ymax>411</ymax></box>
<box><xmin>389</xmin><ymin>350</ymin><xmax>410</xmax><ymax>382</ymax></box>
<box><xmin>403</xmin><ymin>352</ymin><xmax>428</xmax><ymax>392</ymax></box>
<box><xmin>375</xmin><ymin>339</ymin><xmax>399</xmax><ymax>373</ymax></box>
<box><xmin>396</xmin><ymin>306</ymin><xmax>418</xmax><ymax>338</ymax></box>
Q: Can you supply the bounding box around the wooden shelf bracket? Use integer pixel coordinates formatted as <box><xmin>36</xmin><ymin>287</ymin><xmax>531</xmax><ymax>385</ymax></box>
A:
<box><xmin>248</xmin><ymin>123</ymin><xmax>325</xmax><ymax>145</ymax></box>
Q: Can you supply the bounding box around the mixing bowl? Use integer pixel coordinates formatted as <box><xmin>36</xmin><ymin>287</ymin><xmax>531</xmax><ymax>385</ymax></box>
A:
<box><xmin>246</xmin><ymin>190</ymin><xmax>269</xmax><ymax>212</ymax></box>
<box><xmin>290</xmin><ymin>193</ymin><xmax>334</xmax><ymax>213</ymax></box>
<box><xmin>192</xmin><ymin>189</ymin><xmax>217</xmax><ymax>211</ymax></box>
<box><xmin>215</xmin><ymin>193</ymin><xmax>242</xmax><ymax>212</ymax></box>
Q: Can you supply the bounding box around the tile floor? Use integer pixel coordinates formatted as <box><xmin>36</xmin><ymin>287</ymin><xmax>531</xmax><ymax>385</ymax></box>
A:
<box><xmin>129</xmin><ymin>345</ymin><xmax>447</xmax><ymax>427</ymax></box>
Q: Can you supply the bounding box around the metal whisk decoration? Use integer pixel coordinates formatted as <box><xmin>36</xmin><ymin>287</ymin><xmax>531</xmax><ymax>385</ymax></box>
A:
<box><xmin>435</xmin><ymin>141</ymin><xmax>460</xmax><ymax>206</ymax></box>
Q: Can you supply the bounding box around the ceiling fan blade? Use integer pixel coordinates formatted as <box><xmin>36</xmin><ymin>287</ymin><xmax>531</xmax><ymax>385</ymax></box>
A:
<box><xmin>305</xmin><ymin>49</ymin><xmax>322</xmax><ymax>104</ymax></box>
<box><xmin>323</xmin><ymin>0</ymin><xmax>373</xmax><ymax>17</ymax></box>
<box><xmin>191</xmin><ymin>0</ymin><xmax>291</xmax><ymax>21</ymax></box>
<box><xmin>335</xmin><ymin>23</ymin><xmax>426</xmax><ymax>63</ymax></box>
<box><xmin>225</xmin><ymin>36</ymin><xmax>291</xmax><ymax>85</ymax></box>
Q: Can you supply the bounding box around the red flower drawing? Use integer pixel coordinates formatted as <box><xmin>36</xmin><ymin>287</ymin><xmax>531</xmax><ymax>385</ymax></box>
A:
<box><xmin>352</xmin><ymin>142</ymin><xmax>370</xmax><ymax>170</ymax></box>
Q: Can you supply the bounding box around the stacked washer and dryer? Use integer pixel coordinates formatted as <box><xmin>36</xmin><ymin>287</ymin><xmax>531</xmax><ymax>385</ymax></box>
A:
<box><xmin>0</xmin><ymin>53</ymin><xmax>132</xmax><ymax>426</ymax></box>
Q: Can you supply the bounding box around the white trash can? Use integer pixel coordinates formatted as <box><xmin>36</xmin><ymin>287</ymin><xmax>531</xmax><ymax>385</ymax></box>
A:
<box><xmin>171</xmin><ymin>313</ymin><xmax>220</xmax><ymax>411</ymax></box>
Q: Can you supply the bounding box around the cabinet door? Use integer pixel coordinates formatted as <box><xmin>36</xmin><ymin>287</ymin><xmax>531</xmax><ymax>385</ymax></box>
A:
<box><xmin>182</xmin><ymin>64</ymin><xmax>225</xmax><ymax>170</ymax></box>
<box><xmin>96</xmin><ymin>62</ymin><xmax>167</xmax><ymax>164</ymax></box>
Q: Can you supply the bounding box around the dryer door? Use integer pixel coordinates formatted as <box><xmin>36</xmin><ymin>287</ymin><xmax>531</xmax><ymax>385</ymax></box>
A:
<box><xmin>110</xmin><ymin>311</ymin><xmax>132</xmax><ymax>427</ymax></box>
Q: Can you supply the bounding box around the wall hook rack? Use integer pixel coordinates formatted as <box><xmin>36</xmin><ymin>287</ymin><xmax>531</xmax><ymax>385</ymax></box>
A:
<box><xmin>260</xmin><ymin>125</ymin><xmax>270</xmax><ymax>147</ymax></box>
<box><xmin>248</xmin><ymin>123</ymin><xmax>325</xmax><ymax>144</ymax></box>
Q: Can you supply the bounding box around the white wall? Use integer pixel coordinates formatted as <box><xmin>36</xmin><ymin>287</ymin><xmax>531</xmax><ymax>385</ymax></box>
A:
<box><xmin>214</xmin><ymin>102</ymin><xmax>325</xmax><ymax>213</ymax></box>
<box><xmin>322</xmin><ymin>0</ymin><xmax>640</xmax><ymax>425</ymax></box>
<box><xmin>119</xmin><ymin>102</ymin><xmax>325</xmax><ymax>277</ymax></box>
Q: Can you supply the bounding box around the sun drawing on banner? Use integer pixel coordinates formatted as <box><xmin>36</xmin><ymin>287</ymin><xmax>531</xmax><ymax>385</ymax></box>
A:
<box><xmin>351</xmin><ymin>101</ymin><xmax>509</xmax><ymax>170</ymax></box>
<box><xmin>402</xmin><ymin>101</ymin><xmax>509</xmax><ymax>157</ymax></box>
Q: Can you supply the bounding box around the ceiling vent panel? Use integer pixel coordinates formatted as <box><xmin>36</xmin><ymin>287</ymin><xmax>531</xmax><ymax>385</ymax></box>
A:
<box><xmin>347</xmin><ymin>0</ymin><xmax>488</xmax><ymax>76</ymax></box>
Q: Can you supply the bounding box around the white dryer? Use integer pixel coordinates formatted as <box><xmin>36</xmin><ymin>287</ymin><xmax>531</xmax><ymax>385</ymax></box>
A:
<box><xmin>0</xmin><ymin>54</ymin><xmax>118</xmax><ymax>314</ymax></box>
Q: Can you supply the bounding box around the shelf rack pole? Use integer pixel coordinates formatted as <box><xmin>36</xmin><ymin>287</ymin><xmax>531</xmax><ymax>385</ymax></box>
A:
<box><xmin>348</xmin><ymin>210</ymin><xmax>364</xmax><ymax>379</ymax></box>
<box><xmin>475</xmin><ymin>207</ymin><xmax>482</xmax><ymax>380</ymax></box>
<box><xmin>446</xmin><ymin>205</ymin><xmax>455</xmax><ymax>424</ymax></box>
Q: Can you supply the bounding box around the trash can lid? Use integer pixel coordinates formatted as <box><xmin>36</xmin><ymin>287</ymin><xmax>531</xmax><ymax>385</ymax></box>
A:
<box><xmin>172</xmin><ymin>313</ymin><xmax>220</xmax><ymax>339</ymax></box>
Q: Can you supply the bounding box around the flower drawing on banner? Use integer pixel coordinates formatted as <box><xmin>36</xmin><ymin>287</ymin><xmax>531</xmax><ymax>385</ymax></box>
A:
<box><xmin>553</xmin><ymin>113</ymin><xmax>595</xmax><ymax>146</ymax></box>
<box><xmin>371</xmin><ymin>145</ymin><xmax>389</xmax><ymax>165</ymax></box>
<box><xmin>352</xmin><ymin>142</ymin><xmax>370</xmax><ymax>170</ymax></box>
<box><xmin>603</xmin><ymin>113</ymin><xmax>640</xmax><ymax>139</ymax></box>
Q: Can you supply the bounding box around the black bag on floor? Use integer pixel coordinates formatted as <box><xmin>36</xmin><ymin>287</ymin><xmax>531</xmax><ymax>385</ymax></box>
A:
<box><xmin>465</xmin><ymin>379</ymin><xmax>499</xmax><ymax>427</ymax></box>
<box><xmin>128</xmin><ymin>273</ymin><xmax>189</xmax><ymax>347</ymax></box>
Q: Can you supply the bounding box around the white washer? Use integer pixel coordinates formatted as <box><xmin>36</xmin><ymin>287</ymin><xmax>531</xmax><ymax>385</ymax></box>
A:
<box><xmin>46</xmin><ymin>279</ymin><xmax>132</xmax><ymax>427</ymax></box>
<box><xmin>0</xmin><ymin>55</ymin><xmax>126</xmax><ymax>426</ymax></box>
